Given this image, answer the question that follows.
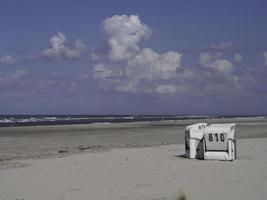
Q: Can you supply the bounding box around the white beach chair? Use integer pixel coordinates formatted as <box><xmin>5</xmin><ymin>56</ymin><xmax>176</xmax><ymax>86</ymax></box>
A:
<box><xmin>203</xmin><ymin>123</ymin><xmax>236</xmax><ymax>161</ymax></box>
<box><xmin>185</xmin><ymin>123</ymin><xmax>207</xmax><ymax>159</ymax></box>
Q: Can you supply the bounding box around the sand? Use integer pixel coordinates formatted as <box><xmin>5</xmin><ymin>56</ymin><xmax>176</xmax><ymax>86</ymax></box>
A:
<box><xmin>0</xmin><ymin>118</ymin><xmax>267</xmax><ymax>200</ymax></box>
<box><xmin>0</xmin><ymin>117</ymin><xmax>267</xmax><ymax>160</ymax></box>
<box><xmin>0</xmin><ymin>137</ymin><xmax>267</xmax><ymax>200</ymax></box>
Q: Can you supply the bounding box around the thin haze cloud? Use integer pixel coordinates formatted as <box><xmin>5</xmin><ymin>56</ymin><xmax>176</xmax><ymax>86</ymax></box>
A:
<box><xmin>0</xmin><ymin>54</ymin><xmax>16</xmax><ymax>65</ymax></box>
<box><xmin>264</xmin><ymin>52</ymin><xmax>267</xmax><ymax>66</ymax></box>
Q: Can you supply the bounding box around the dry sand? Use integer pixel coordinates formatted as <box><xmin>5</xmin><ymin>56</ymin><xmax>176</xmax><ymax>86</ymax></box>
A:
<box><xmin>0</xmin><ymin>137</ymin><xmax>267</xmax><ymax>200</ymax></box>
<box><xmin>0</xmin><ymin>118</ymin><xmax>267</xmax><ymax>200</ymax></box>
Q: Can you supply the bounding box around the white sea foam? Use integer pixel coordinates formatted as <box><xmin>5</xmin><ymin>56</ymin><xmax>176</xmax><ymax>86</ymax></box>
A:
<box><xmin>43</xmin><ymin>117</ymin><xmax>57</xmax><ymax>121</ymax></box>
<box><xmin>0</xmin><ymin>118</ymin><xmax>14</xmax><ymax>123</ymax></box>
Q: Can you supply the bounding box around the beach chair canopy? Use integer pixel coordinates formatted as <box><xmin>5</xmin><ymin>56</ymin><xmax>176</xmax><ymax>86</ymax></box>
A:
<box><xmin>185</xmin><ymin>123</ymin><xmax>207</xmax><ymax>140</ymax></box>
<box><xmin>185</xmin><ymin>123</ymin><xmax>207</xmax><ymax>159</ymax></box>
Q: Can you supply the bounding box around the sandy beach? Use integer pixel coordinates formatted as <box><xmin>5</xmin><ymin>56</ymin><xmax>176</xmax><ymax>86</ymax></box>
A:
<box><xmin>0</xmin><ymin>118</ymin><xmax>267</xmax><ymax>200</ymax></box>
<box><xmin>1</xmin><ymin>138</ymin><xmax>267</xmax><ymax>200</ymax></box>
<box><xmin>0</xmin><ymin>117</ymin><xmax>267</xmax><ymax>161</ymax></box>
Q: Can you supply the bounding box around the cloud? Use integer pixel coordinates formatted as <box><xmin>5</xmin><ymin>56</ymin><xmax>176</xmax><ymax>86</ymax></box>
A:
<box><xmin>209</xmin><ymin>59</ymin><xmax>233</xmax><ymax>73</ymax></box>
<box><xmin>13</xmin><ymin>69</ymin><xmax>27</xmax><ymax>79</ymax></box>
<box><xmin>102</xmin><ymin>15</ymin><xmax>151</xmax><ymax>61</ymax></box>
<box><xmin>75</xmin><ymin>39</ymin><xmax>87</xmax><ymax>51</ymax></box>
<box><xmin>94</xmin><ymin>48</ymin><xmax>182</xmax><ymax>94</ymax></box>
<box><xmin>199</xmin><ymin>52</ymin><xmax>233</xmax><ymax>74</ymax></box>
<box><xmin>93</xmin><ymin>15</ymin><xmax>242</xmax><ymax>95</ymax></box>
<box><xmin>233</xmin><ymin>53</ymin><xmax>242</xmax><ymax>64</ymax></box>
<box><xmin>153</xmin><ymin>84</ymin><xmax>177</xmax><ymax>95</ymax></box>
<box><xmin>208</xmin><ymin>42</ymin><xmax>232</xmax><ymax>50</ymax></box>
<box><xmin>197</xmin><ymin>52</ymin><xmax>241</xmax><ymax>90</ymax></box>
<box><xmin>199</xmin><ymin>52</ymin><xmax>211</xmax><ymax>66</ymax></box>
<box><xmin>0</xmin><ymin>54</ymin><xmax>16</xmax><ymax>65</ymax></box>
<box><xmin>0</xmin><ymin>70</ymin><xmax>27</xmax><ymax>89</ymax></box>
<box><xmin>0</xmin><ymin>70</ymin><xmax>28</xmax><ymax>98</ymax></box>
<box><xmin>126</xmin><ymin>48</ymin><xmax>182</xmax><ymax>81</ymax></box>
<box><xmin>92</xmin><ymin>15</ymin><xmax>183</xmax><ymax>95</ymax></box>
<box><xmin>93</xmin><ymin>64</ymin><xmax>113</xmax><ymax>80</ymax></box>
<box><xmin>264</xmin><ymin>52</ymin><xmax>267</xmax><ymax>66</ymax></box>
<box><xmin>40</xmin><ymin>32</ymin><xmax>82</xmax><ymax>60</ymax></box>
<box><xmin>1</xmin><ymin>15</ymin><xmax>243</xmax><ymax>98</ymax></box>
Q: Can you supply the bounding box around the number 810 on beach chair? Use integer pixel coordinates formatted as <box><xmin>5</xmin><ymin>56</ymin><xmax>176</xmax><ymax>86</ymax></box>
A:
<box><xmin>203</xmin><ymin>124</ymin><xmax>236</xmax><ymax>161</ymax></box>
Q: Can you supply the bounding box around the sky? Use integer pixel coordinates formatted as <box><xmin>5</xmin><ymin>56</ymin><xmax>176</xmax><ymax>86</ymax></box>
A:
<box><xmin>0</xmin><ymin>0</ymin><xmax>267</xmax><ymax>115</ymax></box>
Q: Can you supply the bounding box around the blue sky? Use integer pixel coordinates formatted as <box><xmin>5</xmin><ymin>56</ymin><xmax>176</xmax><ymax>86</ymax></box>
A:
<box><xmin>0</xmin><ymin>0</ymin><xmax>267</xmax><ymax>115</ymax></box>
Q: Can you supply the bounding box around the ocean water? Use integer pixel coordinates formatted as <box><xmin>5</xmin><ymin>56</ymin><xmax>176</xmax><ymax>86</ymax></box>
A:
<box><xmin>0</xmin><ymin>115</ymin><xmax>265</xmax><ymax>127</ymax></box>
<box><xmin>0</xmin><ymin>115</ymin><xmax>207</xmax><ymax>127</ymax></box>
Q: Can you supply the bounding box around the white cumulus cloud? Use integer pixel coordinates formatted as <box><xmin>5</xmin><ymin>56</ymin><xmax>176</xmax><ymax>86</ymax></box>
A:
<box><xmin>92</xmin><ymin>15</ymin><xmax>184</xmax><ymax>95</ymax></box>
<box><xmin>126</xmin><ymin>48</ymin><xmax>182</xmax><ymax>81</ymax></box>
<box><xmin>92</xmin><ymin>15</ymin><xmax>183</xmax><ymax>95</ymax></box>
<box><xmin>0</xmin><ymin>54</ymin><xmax>16</xmax><ymax>65</ymax></box>
<box><xmin>40</xmin><ymin>32</ymin><xmax>82</xmax><ymax>60</ymax></box>
<box><xmin>93</xmin><ymin>48</ymin><xmax>182</xmax><ymax>95</ymax></box>
<box><xmin>199</xmin><ymin>52</ymin><xmax>233</xmax><ymax>73</ymax></box>
<box><xmin>209</xmin><ymin>59</ymin><xmax>233</xmax><ymax>73</ymax></box>
<box><xmin>102</xmin><ymin>14</ymin><xmax>151</xmax><ymax>61</ymax></box>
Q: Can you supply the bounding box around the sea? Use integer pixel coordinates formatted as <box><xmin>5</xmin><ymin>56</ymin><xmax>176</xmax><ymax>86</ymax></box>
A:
<box><xmin>0</xmin><ymin>115</ymin><xmax>265</xmax><ymax>127</ymax></box>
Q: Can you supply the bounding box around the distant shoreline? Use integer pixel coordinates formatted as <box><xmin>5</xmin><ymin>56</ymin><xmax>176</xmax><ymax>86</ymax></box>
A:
<box><xmin>0</xmin><ymin>114</ymin><xmax>266</xmax><ymax>127</ymax></box>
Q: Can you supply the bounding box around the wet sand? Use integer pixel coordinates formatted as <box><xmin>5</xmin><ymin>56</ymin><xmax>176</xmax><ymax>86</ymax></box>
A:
<box><xmin>0</xmin><ymin>117</ymin><xmax>267</xmax><ymax>160</ymax></box>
